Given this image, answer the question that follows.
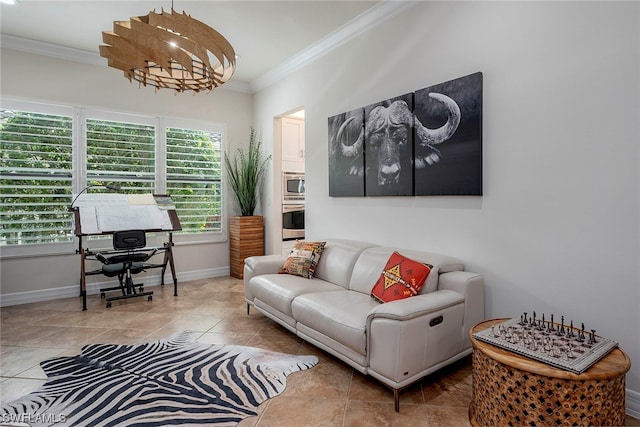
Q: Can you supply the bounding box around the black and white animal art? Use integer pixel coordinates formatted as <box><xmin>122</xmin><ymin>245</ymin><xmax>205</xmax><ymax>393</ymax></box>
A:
<box><xmin>328</xmin><ymin>72</ymin><xmax>482</xmax><ymax>197</ymax></box>
<box><xmin>330</xmin><ymin>93</ymin><xmax>460</xmax><ymax>196</ymax></box>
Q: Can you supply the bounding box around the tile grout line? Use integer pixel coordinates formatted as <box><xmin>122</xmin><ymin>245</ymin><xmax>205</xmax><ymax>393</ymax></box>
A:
<box><xmin>340</xmin><ymin>370</ymin><xmax>354</xmax><ymax>427</ymax></box>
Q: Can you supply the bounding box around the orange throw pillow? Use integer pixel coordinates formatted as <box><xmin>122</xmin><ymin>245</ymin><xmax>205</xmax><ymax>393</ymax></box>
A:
<box><xmin>279</xmin><ymin>241</ymin><xmax>326</xmax><ymax>279</ymax></box>
<box><xmin>370</xmin><ymin>252</ymin><xmax>432</xmax><ymax>303</ymax></box>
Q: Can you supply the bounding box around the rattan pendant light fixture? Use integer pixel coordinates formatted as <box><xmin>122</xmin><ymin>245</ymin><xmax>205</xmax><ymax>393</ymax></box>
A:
<box><xmin>99</xmin><ymin>6</ymin><xmax>236</xmax><ymax>93</ymax></box>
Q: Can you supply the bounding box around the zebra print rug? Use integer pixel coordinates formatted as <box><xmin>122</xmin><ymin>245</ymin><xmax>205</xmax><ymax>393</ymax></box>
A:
<box><xmin>1</xmin><ymin>331</ymin><xmax>318</xmax><ymax>426</ymax></box>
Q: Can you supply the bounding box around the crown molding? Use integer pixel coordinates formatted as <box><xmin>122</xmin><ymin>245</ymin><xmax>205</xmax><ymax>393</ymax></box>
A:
<box><xmin>1</xmin><ymin>1</ymin><xmax>413</xmax><ymax>95</ymax></box>
<box><xmin>1</xmin><ymin>34</ymin><xmax>104</xmax><ymax>66</ymax></box>
<box><xmin>248</xmin><ymin>1</ymin><xmax>415</xmax><ymax>94</ymax></box>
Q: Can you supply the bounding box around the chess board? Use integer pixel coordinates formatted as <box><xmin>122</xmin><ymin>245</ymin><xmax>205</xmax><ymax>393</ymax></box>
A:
<box><xmin>472</xmin><ymin>317</ymin><xmax>619</xmax><ymax>374</ymax></box>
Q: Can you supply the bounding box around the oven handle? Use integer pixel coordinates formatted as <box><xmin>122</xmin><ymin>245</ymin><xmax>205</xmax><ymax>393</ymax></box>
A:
<box><xmin>283</xmin><ymin>204</ymin><xmax>305</xmax><ymax>213</ymax></box>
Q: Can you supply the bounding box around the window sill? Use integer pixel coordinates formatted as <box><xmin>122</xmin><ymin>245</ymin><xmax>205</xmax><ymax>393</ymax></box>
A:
<box><xmin>0</xmin><ymin>242</ymin><xmax>76</xmax><ymax>260</ymax></box>
<box><xmin>0</xmin><ymin>231</ymin><xmax>228</xmax><ymax>260</ymax></box>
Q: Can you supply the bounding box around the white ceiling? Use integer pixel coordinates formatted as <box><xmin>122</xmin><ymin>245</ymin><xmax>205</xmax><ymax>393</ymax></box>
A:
<box><xmin>0</xmin><ymin>0</ymin><xmax>393</xmax><ymax>93</ymax></box>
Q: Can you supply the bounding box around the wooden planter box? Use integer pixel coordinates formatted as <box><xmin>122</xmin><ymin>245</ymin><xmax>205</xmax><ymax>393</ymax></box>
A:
<box><xmin>229</xmin><ymin>216</ymin><xmax>264</xmax><ymax>279</ymax></box>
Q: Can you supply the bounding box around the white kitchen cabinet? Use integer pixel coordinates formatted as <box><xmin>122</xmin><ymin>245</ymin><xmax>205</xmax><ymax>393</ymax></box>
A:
<box><xmin>281</xmin><ymin>117</ymin><xmax>304</xmax><ymax>171</ymax></box>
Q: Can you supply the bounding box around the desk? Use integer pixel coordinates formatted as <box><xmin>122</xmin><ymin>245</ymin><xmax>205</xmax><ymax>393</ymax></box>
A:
<box><xmin>72</xmin><ymin>196</ymin><xmax>181</xmax><ymax>310</ymax></box>
<box><xmin>469</xmin><ymin>318</ymin><xmax>630</xmax><ymax>426</ymax></box>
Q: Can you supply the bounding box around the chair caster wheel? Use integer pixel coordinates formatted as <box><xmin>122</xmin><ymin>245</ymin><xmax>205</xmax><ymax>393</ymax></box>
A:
<box><xmin>106</xmin><ymin>302</ymin><xmax>112</xmax><ymax>308</ymax></box>
<box><xmin>148</xmin><ymin>295</ymin><xmax>153</xmax><ymax>302</ymax></box>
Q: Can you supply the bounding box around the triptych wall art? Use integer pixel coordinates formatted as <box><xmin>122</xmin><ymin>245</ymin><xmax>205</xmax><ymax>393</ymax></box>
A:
<box><xmin>328</xmin><ymin>72</ymin><xmax>483</xmax><ymax>197</ymax></box>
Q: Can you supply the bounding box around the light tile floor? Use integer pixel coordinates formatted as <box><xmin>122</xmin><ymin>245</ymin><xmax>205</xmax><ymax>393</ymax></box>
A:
<box><xmin>1</xmin><ymin>277</ymin><xmax>638</xmax><ymax>426</ymax></box>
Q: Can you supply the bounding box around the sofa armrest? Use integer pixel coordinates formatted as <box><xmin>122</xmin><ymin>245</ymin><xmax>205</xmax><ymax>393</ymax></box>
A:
<box><xmin>366</xmin><ymin>289</ymin><xmax>467</xmax><ymax>389</ymax></box>
<box><xmin>367</xmin><ymin>290</ymin><xmax>464</xmax><ymax>321</ymax></box>
<box><xmin>438</xmin><ymin>271</ymin><xmax>485</xmax><ymax>347</ymax></box>
<box><xmin>243</xmin><ymin>255</ymin><xmax>288</xmax><ymax>307</ymax></box>
<box><xmin>245</xmin><ymin>255</ymin><xmax>288</xmax><ymax>276</ymax></box>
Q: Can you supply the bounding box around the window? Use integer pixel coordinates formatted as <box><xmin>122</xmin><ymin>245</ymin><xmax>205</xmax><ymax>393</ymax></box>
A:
<box><xmin>1</xmin><ymin>100</ymin><xmax>226</xmax><ymax>248</ymax></box>
<box><xmin>0</xmin><ymin>109</ymin><xmax>74</xmax><ymax>245</ymax></box>
<box><xmin>86</xmin><ymin>117</ymin><xmax>155</xmax><ymax>193</ymax></box>
<box><xmin>166</xmin><ymin>127</ymin><xmax>222</xmax><ymax>233</ymax></box>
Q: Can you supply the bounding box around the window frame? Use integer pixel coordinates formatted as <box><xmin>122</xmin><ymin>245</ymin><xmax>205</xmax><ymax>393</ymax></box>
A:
<box><xmin>1</xmin><ymin>99</ymin><xmax>228</xmax><ymax>259</ymax></box>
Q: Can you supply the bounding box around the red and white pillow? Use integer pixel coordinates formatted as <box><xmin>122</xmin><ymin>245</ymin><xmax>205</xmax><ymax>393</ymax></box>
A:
<box><xmin>370</xmin><ymin>251</ymin><xmax>432</xmax><ymax>303</ymax></box>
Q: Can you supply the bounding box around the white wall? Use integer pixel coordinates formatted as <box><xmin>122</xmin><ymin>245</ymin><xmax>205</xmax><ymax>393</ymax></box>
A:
<box><xmin>0</xmin><ymin>48</ymin><xmax>254</xmax><ymax>297</ymax></box>
<box><xmin>253</xmin><ymin>1</ymin><xmax>640</xmax><ymax>403</ymax></box>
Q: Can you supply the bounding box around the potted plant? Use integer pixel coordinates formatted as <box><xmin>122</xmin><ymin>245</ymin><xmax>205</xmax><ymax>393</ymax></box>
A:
<box><xmin>225</xmin><ymin>128</ymin><xmax>271</xmax><ymax>278</ymax></box>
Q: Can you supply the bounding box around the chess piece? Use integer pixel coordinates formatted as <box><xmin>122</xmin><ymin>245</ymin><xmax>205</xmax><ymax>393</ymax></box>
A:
<box><xmin>590</xmin><ymin>329</ymin><xmax>597</xmax><ymax>344</ymax></box>
<box><xmin>577</xmin><ymin>323</ymin><xmax>586</xmax><ymax>342</ymax></box>
<box><xmin>567</xmin><ymin>343</ymin><xmax>576</xmax><ymax>359</ymax></box>
<box><xmin>567</xmin><ymin>320</ymin><xmax>575</xmax><ymax>338</ymax></box>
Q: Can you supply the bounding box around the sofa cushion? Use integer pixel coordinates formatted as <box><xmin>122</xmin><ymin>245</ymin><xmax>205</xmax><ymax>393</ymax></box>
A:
<box><xmin>313</xmin><ymin>239</ymin><xmax>378</xmax><ymax>289</ymax></box>
<box><xmin>280</xmin><ymin>241</ymin><xmax>326</xmax><ymax>279</ymax></box>
<box><xmin>370</xmin><ymin>251</ymin><xmax>432</xmax><ymax>303</ymax></box>
<box><xmin>249</xmin><ymin>274</ymin><xmax>344</xmax><ymax>317</ymax></box>
<box><xmin>349</xmin><ymin>247</ymin><xmax>464</xmax><ymax>295</ymax></box>
<box><xmin>292</xmin><ymin>291</ymin><xmax>379</xmax><ymax>355</ymax></box>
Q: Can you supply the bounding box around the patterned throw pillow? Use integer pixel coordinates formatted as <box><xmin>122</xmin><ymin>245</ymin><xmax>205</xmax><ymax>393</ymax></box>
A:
<box><xmin>279</xmin><ymin>241</ymin><xmax>326</xmax><ymax>279</ymax></box>
<box><xmin>370</xmin><ymin>251</ymin><xmax>432</xmax><ymax>303</ymax></box>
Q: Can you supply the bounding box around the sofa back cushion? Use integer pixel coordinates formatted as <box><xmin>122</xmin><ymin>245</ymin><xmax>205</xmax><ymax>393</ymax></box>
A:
<box><xmin>348</xmin><ymin>246</ymin><xmax>464</xmax><ymax>295</ymax></box>
<box><xmin>313</xmin><ymin>239</ymin><xmax>378</xmax><ymax>289</ymax></box>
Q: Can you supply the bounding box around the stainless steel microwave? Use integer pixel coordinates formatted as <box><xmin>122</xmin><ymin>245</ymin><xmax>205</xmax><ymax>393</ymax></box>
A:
<box><xmin>282</xmin><ymin>172</ymin><xmax>305</xmax><ymax>203</ymax></box>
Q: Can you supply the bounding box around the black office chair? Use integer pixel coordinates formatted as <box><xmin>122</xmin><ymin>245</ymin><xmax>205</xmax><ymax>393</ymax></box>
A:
<box><xmin>95</xmin><ymin>230</ymin><xmax>156</xmax><ymax>308</ymax></box>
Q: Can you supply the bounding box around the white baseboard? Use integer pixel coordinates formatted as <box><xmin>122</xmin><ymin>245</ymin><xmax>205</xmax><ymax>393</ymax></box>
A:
<box><xmin>0</xmin><ymin>266</ymin><xmax>230</xmax><ymax>307</ymax></box>
<box><xmin>628</xmin><ymin>389</ymin><xmax>640</xmax><ymax>419</ymax></box>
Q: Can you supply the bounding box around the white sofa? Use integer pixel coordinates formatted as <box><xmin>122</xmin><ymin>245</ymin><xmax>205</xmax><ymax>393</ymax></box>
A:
<box><xmin>243</xmin><ymin>239</ymin><xmax>485</xmax><ymax>410</ymax></box>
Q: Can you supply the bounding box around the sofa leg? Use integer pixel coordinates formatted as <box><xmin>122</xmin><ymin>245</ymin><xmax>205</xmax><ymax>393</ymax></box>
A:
<box><xmin>394</xmin><ymin>389</ymin><xmax>400</xmax><ymax>412</ymax></box>
<box><xmin>247</xmin><ymin>303</ymin><xmax>251</xmax><ymax>315</ymax></box>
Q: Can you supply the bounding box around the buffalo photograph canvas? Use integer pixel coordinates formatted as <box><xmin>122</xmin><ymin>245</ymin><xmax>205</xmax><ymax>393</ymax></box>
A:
<box><xmin>327</xmin><ymin>72</ymin><xmax>482</xmax><ymax>198</ymax></box>
<box><xmin>364</xmin><ymin>93</ymin><xmax>414</xmax><ymax>197</ymax></box>
<box><xmin>413</xmin><ymin>72</ymin><xmax>483</xmax><ymax>196</ymax></box>
<box><xmin>328</xmin><ymin>108</ymin><xmax>365</xmax><ymax>197</ymax></box>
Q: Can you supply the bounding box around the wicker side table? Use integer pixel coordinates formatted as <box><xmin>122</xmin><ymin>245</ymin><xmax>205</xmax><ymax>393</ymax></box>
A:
<box><xmin>469</xmin><ymin>318</ymin><xmax>631</xmax><ymax>426</ymax></box>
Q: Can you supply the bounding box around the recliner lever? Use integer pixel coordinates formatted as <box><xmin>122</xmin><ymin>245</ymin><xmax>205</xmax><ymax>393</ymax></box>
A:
<box><xmin>429</xmin><ymin>316</ymin><xmax>444</xmax><ymax>327</ymax></box>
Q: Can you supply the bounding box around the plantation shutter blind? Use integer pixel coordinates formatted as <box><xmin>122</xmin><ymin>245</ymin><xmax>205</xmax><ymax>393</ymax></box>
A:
<box><xmin>166</xmin><ymin>127</ymin><xmax>222</xmax><ymax>233</ymax></box>
<box><xmin>0</xmin><ymin>110</ymin><xmax>74</xmax><ymax>245</ymax></box>
<box><xmin>85</xmin><ymin>118</ymin><xmax>155</xmax><ymax>193</ymax></box>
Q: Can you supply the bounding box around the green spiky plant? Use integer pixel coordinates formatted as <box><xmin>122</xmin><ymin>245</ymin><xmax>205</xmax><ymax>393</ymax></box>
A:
<box><xmin>224</xmin><ymin>128</ymin><xmax>272</xmax><ymax>216</ymax></box>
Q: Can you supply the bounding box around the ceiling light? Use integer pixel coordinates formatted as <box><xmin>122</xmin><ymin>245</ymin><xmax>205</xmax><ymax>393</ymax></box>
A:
<box><xmin>99</xmin><ymin>8</ymin><xmax>235</xmax><ymax>93</ymax></box>
<box><xmin>0</xmin><ymin>0</ymin><xmax>19</xmax><ymax>5</ymax></box>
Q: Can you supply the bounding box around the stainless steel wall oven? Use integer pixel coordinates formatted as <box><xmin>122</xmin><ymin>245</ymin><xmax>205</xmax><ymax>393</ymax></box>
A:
<box><xmin>282</xmin><ymin>204</ymin><xmax>305</xmax><ymax>240</ymax></box>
